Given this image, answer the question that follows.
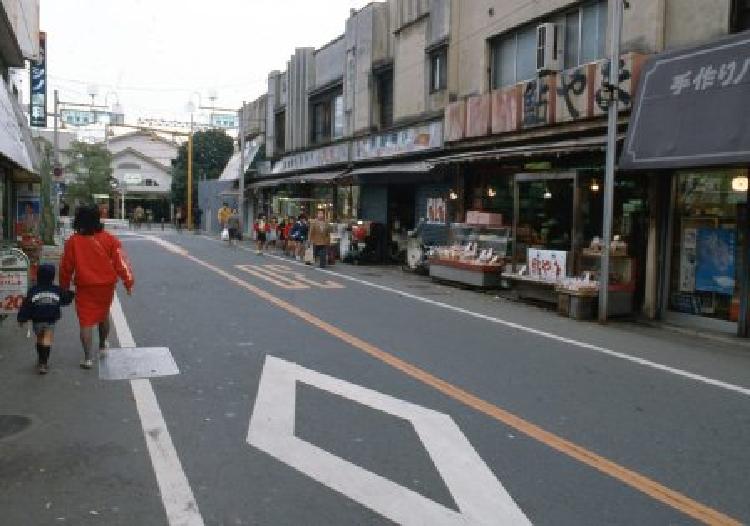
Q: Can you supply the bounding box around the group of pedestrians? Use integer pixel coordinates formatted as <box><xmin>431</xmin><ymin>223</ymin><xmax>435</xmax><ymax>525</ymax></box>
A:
<box><xmin>216</xmin><ymin>203</ymin><xmax>332</xmax><ymax>267</ymax></box>
<box><xmin>17</xmin><ymin>205</ymin><xmax>134</xmax><ymax>374</ymax></box>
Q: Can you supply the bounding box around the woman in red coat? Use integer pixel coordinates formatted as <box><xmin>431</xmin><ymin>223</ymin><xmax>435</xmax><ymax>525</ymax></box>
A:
<box><xmin>60</xmin><ymin>205</ymin><xmax>134</xmax><ymax>369</ymax></box>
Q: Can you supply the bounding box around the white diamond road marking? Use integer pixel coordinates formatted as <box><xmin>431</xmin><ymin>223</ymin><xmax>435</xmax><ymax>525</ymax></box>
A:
<box><xmin>247</xmin><ymin>355</ymin><xmax>531</xmax><ymax>525</ymax></box>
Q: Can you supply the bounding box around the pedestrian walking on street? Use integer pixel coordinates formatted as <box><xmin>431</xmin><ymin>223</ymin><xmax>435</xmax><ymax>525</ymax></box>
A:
<box><xmin>16</xmin><ymin>264</ymin><xmax>74</xmax><ymax>374</ymax></box>
<box><xmin>227</xmin><ymin>208</ymin><xmax>241</xmax><ymax>247</ymax></box>
<box><xmin>217</xmin><ymin>203</ymin><xmax>232</xmax><ymax>233</ymax></box>
<box><xmin>267</xmin><ymin>216</ymin><xmax>280</xmax><ymax>252</ymax></box>
<box><xmin>175</xmin><ymin>207</ymin><xmax>183</xmax><ymax>233</ymax></box>
<box><xmin>60</xmin><ymin>205</ymin><xmax>135</xmax><ymax>369</ymax></box>
<box><xmin>253</xmin><ymin>214</ymin><xmax>270</xmax><ymax>255</ymax></box>
<box><xmin>290</xmin><ymin>215</ymin><xmax>309</xmax><ymax>260</ymax></box>
<box><xmin>309</xmin><ymin>209</ymin><xmax>332</xmax><ymax>268</ymax></box>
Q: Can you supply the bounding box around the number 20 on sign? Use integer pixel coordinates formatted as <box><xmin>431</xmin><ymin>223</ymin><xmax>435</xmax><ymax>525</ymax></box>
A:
<box><xmin>0</xmin><ymin>270</ymin><xmax>28</xmax><ymax>314</ymax></box>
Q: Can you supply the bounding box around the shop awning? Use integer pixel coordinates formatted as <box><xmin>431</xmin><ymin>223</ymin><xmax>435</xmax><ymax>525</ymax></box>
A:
<box><xmin>620</xmin><ymin>31</ymin><xmax>750</xmax><ymax>170</ymax></box>
<box><xmin>219</xmin><ymin>141</ymin><xmax>261</xmax><ymax>181</ymax></box>
<box><xmin>0</xmin><ymin>77</ymin><xmax>38</xmax><ymax>177</ymax></box>
<box><xmin>348</xmin><ymin>161</ymin><xmax>440</xmax><ymax>184</ymax></box>
<box><xmin>432</xmin><ymin>135</ymin><xmax>612</xmax><ymax>165</ymax></box>
<box><xmin>248</xmin><ymin>177</ymin><xmax>292</xmax><ymax>189</ymax></box>
<box><xmin>286</xmin><ymin>171</ymin><xmax>347</xmax><ymax>184</ymax></box>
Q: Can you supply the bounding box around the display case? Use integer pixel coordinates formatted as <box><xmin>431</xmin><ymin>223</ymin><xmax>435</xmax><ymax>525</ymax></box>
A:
<box><xmin>428</xmin><ymin>224</ymin><xmax>512</xmax><ymax>288</ymax></box>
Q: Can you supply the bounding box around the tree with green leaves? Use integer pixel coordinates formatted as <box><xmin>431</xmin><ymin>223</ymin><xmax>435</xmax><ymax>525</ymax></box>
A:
<box><xmin>64</xmin><ymin>141</ymin><xmax>114</xmax><ymax>205</ymax></box>
<box><xmin>170</xmin><ymin>129</ymin><xmax>234</xmax><ymax>209</ymax></box>
<box><xmin>31</xmin><ymin>136</ymin><xmax>56</xmax><ymax>245</ymax></box>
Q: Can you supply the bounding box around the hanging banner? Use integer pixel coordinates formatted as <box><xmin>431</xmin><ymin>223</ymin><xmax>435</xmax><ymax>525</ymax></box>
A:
<box><xmin>30</xmin><ymin>32</ymin><xmax>47</xmax><ymax>128</ymax></box>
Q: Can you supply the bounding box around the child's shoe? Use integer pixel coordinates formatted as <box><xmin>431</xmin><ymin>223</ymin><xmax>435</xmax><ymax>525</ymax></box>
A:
<box><xmin>80</xmin><ymin>358</ymin><xmax>93</xmax><ymax>369</ymax></box>
<box><xmin>38</xmin><ymin>363</ymin><xmax>48</xmax><ymax>375</ymax></box>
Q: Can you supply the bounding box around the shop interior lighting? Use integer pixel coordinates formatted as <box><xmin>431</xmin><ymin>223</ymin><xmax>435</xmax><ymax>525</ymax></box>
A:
<box><xmin>543</xmin><ymin>188</ymin><xmax>552</xmax><ymax>199</ymax></box>
<box><xmin>590</xmin><ymin>179</ymin><xmax>600</xmax><ymax>192</ymax></box>
<box><xmin>487</xmin><ymin>187</ymin><xmax>497</xmax><ymax>197</ymax></box>
<box><xmin>449</xmin><ymin>190</ymin><xmax>459</xmax><ymax>200</ymax></box>
<box><xmin>731</xmin><ymin>175</ymin><xmax>748</xmax><ymax>192</ymax></box>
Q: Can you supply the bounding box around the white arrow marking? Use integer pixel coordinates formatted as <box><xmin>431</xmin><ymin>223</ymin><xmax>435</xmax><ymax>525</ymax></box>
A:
<box><xmin>247</xmin><ymin>355</ymin><xmax>531</xmax><ymax>525</ymax></box>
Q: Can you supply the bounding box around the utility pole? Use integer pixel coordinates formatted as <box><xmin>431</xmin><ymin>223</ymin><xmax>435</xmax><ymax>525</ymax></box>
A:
<box><xmin>238</xmin><ymin>101</ymin><xmax>245</xmax><ymax>236</ymax></box>
<box><xmin>599</xmin><ymin>0</ymin><xmax>624</xmax><ymax>322</ymax></box>
<box><xmin>52</xmin><ymin>90</ymin><xmax>60</xmax><ymax>225</ymax></box>
<box><xmin>187</xmin><ymin>113</ymin><xmax>194</xmax><ymax>230</ymax></box>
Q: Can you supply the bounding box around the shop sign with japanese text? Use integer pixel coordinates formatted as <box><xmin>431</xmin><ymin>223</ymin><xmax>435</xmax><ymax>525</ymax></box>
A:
<box><xmin>353</xmin><ymin>121</ymin><xmax>443</xmax><ymax>161</ymax></box>
<box><xmin>29</xmin><ymin>32</ymin><xmax>47</xmax><ymax>128</ymax></box>
<box><xmin>272</xmin><ymin>143</ymin><xmax>350</xmax><ymax>174</ymax></box>
<box><xmin>621</xmin><ymin>31</ymin><xmax>750</xmax><ymax>169</ymax></box>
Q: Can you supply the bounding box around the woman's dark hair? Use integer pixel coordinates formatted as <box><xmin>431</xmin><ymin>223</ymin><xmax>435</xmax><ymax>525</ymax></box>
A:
<box><xmin>73</xmin><ymin>205</ymin><xmax>104</xmax><ymax>235</ymax></box>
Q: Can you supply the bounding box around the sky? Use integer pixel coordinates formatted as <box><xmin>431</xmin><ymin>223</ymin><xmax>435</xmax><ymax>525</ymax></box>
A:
<box><xmin>39</xmin><ymin>0</ymin><xmax>371</xmax><ymax>125</ymax></box>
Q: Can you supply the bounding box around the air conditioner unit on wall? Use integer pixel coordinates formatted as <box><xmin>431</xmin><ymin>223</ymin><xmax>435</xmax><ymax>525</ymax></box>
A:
<box><xmin>536</xmin><ymin>23</ymin><xmax>564</xmax><ymax>74</ymax></box>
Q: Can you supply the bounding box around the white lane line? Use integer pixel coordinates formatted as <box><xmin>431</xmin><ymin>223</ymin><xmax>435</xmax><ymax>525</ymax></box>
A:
<box><xmin>254</xmin><ymin>252</ymin><xmax>750</xmax><ymax>398</ymax></box>
<box><xmin>111</xmin><ymin>294</ymin><xmax>205</xmax><ymax>526</ymax></box>
<box><xmin>192</xmin><ymin>235</ymin><xmax>750</xmax><ymax>397</ymax></box>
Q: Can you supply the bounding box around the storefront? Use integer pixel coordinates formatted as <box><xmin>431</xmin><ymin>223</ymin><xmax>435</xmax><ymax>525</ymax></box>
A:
<box><xmin>621</xmin><ymin>31</ymin><xmax>750</xmax><ymax>336</ymax></box>
<box><xmin>432</xmin><ymin>144</ymin><xmax>651</xmax><ymax>314</ymax></box>
<box><xmin>0</xmin><ymin>166</ymin><xmax>10</xmax><ymax>242</ymax></box>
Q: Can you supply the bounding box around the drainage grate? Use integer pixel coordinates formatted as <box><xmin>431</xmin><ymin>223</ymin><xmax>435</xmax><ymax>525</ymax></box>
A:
<box><xmin>0</xmin><ymin>415</ymin><xmax>33</xmax><ymax>441</ymax></box>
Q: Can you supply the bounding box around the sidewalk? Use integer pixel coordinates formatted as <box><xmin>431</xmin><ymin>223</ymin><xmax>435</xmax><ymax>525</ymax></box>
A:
<box><xmin>0</xmin><ymin>312</ymin><xmax>160</xmax><ymax>525</ymax></box>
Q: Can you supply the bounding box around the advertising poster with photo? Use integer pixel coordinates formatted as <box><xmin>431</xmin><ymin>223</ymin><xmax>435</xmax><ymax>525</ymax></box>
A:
<box><xmin>426</xmin><ymin>197</ymin><xmax>446</xmax><ymax>224</ymax></box>
<box><xmin>695</xmin><ymin>228</ymin><xmax>736</xmax><ymax>295</ymax></box>
<box><xmin>528</xmin><ymin>249</ymin><xmax>567</xmax><ymax>282</ymax></box>
<box><xmin>16</xmin><ymin>191</ymin><xmax>40</xmax><ymax>235</ymax></box>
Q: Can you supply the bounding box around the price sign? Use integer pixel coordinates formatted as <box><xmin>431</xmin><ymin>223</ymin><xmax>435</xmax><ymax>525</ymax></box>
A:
<box><xmin>0</xmin><ymin>249</ymin><xmax>29</xmax><ymax>314</ymax></box>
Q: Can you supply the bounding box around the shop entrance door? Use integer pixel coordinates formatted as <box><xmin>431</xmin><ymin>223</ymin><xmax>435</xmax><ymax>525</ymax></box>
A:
<box><xmin>513</xmin><ymin>173</ymin><xmax>577</xmax><ymax>272</ymax></box>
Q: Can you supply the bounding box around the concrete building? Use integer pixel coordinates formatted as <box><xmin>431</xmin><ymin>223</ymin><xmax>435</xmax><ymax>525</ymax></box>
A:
<box><xmin>239</xmin><ymin>0</ymin><xmax>750</xmax><ymax>336</ymax></box>
<box><xmin>0</xmin><ymin>0</ymin><xmax>41</xmax><ymax>242</ymax></box>
<box><xmin>106</xmin><ymin>131</ymin><xmax>179</xmax><ymax>222</ymax></box>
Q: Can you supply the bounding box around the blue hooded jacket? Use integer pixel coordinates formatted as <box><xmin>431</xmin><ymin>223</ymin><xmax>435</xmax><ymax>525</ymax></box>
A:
<box><xmin>17</xmin><ymin>264</ymin><xmax>74</xmax><ymax>324</ymax></box>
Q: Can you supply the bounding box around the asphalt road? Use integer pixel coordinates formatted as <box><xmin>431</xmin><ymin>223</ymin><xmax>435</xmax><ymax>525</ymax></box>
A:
<box><xmin>2</xmin><ymin>230</ymin><xmax>750</xmax><ymax>526</ymax></box>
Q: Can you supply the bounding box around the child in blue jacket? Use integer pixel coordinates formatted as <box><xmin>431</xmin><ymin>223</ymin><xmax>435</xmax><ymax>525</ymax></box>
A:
<box><xmin>17</xmin><ymin>264</ymin><xmax>74</xmax><ymax>374</ymax></box>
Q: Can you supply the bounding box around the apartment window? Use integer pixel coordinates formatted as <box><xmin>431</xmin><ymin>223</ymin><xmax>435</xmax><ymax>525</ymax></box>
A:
<box><xmin>376</xmin><ymin>69</ymin><xmax>394</xmax><ymax>129</ymax></box>
<box><xmin>274</xmin><ymin>110</ymin><xmax>286</xmax><ymax>154</ymax></box>
<box><xmin>490</xmin><ymin>25</ymin><xmax>537</xmax><ymax>89</ymax></box>
<box><xmin>430</xmin><ymin>47</ymin><xmax>447</xmax><ymax>92</ymax></box>
<box><xmin>333</xmin><ymin>94</ymin><xmax>344</xmax><ymax>139</ymax></box>
<box><xmin>310</xmin><ymin>88</ymin><xmax>343</xmax><ymax>145</ymax></box>
<box><xmin>732</xmin><ymin>0</ymin><xmax>750</xmax><ymax>32</ymax></box>
<box><xmin>491</xmin><ymin>0</ymin><xmax>608</xmax><ymax>89</ymax></box>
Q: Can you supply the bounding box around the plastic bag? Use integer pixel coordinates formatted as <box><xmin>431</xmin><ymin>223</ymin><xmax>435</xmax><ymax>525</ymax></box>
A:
<box><xmin>221</xmin><ymin>228</ymin><xmax>230</xmax><ymax>241</ymax></box>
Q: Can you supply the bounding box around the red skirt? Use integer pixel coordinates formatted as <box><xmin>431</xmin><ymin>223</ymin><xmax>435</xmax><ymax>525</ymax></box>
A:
<box><xmin>75</xmin><ymin>284</ymin><xmax>116</xmax><ymax>327</ymax></box>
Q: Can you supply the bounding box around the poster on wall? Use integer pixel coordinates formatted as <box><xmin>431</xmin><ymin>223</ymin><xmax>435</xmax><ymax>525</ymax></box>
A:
<box><xmin>426</xmin><ymin>197</ymin><xmax>446</xmax><ymax>224</ymax></box>
<box><xmin>679</xmin><ymin>228</ymin><xmax>697</xmax><ymax>292</ymax></box>
<box><xmin>528</xmin><ymin>249</ymin><xmax>567</xmax><ymax>282</ymax></box>
<box><xmin>16</xmin><ymin>193</ymin><xmax>40</xmax><ymax>235</ymax></box>
<box><xmin>695</xmin><ymin>228</ymin><xmax>736</xmax><ymax>295</ymax></box>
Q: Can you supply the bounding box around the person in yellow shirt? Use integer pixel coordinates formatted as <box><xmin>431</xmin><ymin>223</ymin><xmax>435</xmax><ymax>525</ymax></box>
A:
<box><xmin>217</xmin><ymin>203</ymin><xmax>232</xmax><ymax>232</ymax></box>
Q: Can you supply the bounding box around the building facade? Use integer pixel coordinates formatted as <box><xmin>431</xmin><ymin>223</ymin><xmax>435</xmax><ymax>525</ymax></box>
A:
<box><xmin>106</xmin><ymin>131</ymin><xmax>178</xmax><ymax>222</ymax></box>
<box><xmin>239</xmin><ymin>0</ymin><xmax>750</xmax><ymax>336</ymax></box>
<box><xmin>0</xmin><ymin>0</ymin><xmax>41</xmax><ymax>242</ymax></box>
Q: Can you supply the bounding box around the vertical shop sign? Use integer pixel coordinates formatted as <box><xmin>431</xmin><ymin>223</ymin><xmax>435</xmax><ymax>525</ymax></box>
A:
<box><xmin>30</xmin><ymin>32</ymin><xmax>47</xmax><ymax>128</ymax></box>
<box><xmin>695</xmin><ymin>228</ymin><xmax>736</xmax><ymax>295</ymax></box>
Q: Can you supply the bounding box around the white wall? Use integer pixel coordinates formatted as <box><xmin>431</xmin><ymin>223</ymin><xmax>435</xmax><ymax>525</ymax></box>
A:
<box><xmin>2</xmin><ymin>0</ymin><xmax>40</xmax><ymax>60</ymax></box>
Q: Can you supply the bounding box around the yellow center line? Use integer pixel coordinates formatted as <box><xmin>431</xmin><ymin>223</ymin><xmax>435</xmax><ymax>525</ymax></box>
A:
<box><xmin>163</xmin><ymin>240</ymin><xmax>741</xmax><ymax>526</ymax></box>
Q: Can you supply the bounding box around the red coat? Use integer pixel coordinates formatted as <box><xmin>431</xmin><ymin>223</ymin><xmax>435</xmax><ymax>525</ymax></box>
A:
<box><xmin>60</xmin><ymin>231</ymin><xmax>134</xmax><ymax>291</ymax></box>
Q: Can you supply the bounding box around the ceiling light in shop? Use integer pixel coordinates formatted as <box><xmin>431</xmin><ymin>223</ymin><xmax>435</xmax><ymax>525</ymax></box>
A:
<box><xmin>449</xmin><ymin>190</ymin><xmax>458</xmax><ymax>200</ymax></box>
<box><xmin>731</xmin><ymin>175</ymin><xmax>748</xmax><ymax>192</ymax></box>
<box><xmin>590</xmin><ymin>180</ymin><xmax>600</xmax><ymax>192</ymax></box>
<box><xmin>543</xmin><ymin>189</ymin><xmax>552</xmax><ymax>199</ymax></box>
<box><xmin>487</xmin><ymin>187</ymin><xmax>497</xmax><ymax>197</ymax></box>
